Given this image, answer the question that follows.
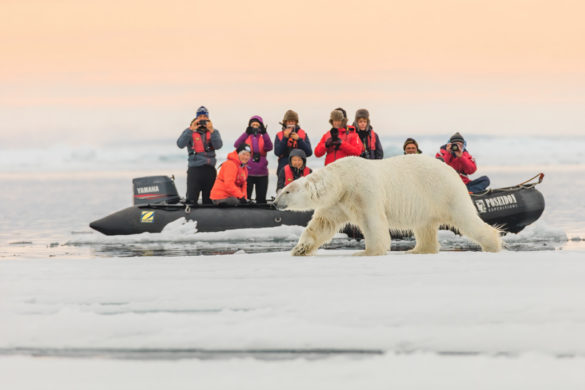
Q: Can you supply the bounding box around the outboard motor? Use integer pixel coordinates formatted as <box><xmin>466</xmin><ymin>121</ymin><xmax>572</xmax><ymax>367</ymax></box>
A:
<box><xmin>132</xmin><ymin>176</ymin><xmax>180</xmax><ymax>205</ymax></box>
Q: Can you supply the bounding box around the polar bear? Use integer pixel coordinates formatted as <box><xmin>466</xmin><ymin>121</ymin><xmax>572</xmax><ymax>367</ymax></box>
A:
<box><xmin>273</xmin><ymin>155</ymin><xmax>501</xmax><ymax>256</ymax></box>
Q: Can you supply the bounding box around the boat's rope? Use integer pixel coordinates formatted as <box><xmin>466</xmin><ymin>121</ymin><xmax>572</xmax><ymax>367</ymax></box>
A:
<box><xmin>470</xmin><ymin>172</ymin><xmax>544</xmax><ymax>196</ymax></box>
<box><xmin>517</xmin><ymin>172</ymin><xmax>545</xmax><ymax>187</ymax></box>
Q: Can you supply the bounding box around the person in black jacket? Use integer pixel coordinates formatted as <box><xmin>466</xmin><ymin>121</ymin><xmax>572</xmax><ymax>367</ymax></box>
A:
<box><xmin>276</xmin><ymin>149</ymin><xmax>312</xmax><ymax>193</ymax></box>
<box><xmin>353</xmin><ymin>109</ymin><xmax>383</xmax><ymax>159</ymax></box>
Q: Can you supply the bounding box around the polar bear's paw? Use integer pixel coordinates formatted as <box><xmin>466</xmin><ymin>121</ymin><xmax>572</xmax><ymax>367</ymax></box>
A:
<box><xmin>291</xmin><ymin>243</ymin><xmax>315</xmax><ymax>256</ymax></box>
<box><xmin>353</xmin><ymin>249</ymin><xmax>388</xmax><ymax>256</ymax></box>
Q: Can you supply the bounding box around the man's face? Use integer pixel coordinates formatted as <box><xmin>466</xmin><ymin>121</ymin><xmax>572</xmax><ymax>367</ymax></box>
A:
<box><xmin>357</xmin><ymin>118</ymin><xmax>368</xmax><ymax>130</ymax></box>
<box><xmin>286</xmin><ymin>120</ymin><xmax>297</xmax><ymax>127</ymax></box>
<box><xmin>290</xmin><ymin>156</ymin><xmax>303</xmax><ymax>169</ymax></box>
<box><xmin>332</xmin><ymin>120</ymin><xmax>342</xmax><ymax>128</ymax></box>
<box><xmin>404</xmin><ymin>143</ymin><xmax>418</xmax><ymax>154</ymax></box>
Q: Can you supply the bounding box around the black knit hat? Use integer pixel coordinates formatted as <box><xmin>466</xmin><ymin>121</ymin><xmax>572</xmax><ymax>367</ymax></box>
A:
<box><xmin>449</xmin><ymin>132</ymin><xmax>465</xmax><ymax>144</ymax></box>
<box><xmin>236</xmin><ymin>143</ymin><xmax>251</xmax><ymax>154</ymax></box>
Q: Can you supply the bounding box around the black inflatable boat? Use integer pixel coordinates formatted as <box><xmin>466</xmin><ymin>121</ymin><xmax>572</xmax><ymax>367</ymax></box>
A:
<box><xmin>90</xmin><ymin>174</ymin><xmax>545</xmax><ymax>236</ymax></box>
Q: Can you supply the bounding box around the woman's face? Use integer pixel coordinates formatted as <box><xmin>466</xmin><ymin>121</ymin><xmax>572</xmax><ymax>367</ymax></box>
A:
<box><xmin>290</xmin><ymin>156</ymin><xmax>303</xmax><ymax>169</ymax></box>
<box><xmin>332</xmin><ymin>120</ymin><xmax>342</xmax><ymax>128</ymax></box>
<box><xmin>357</xmin><ymin>118</ymin><xmax>368</xmax><ymax>130</ymax></box>
<box><xmin>239</xmin><ymin>151</ymin><xmax>251</xmax><ymax>164</ymax></box>
<box><xmin>250</xmin><ymin>121</ymin><xmax>261</xmax><ymax>129</ymax></box>
<box><xmin>286</xmin><ymin>120</ymin><xmax>297</xmax><ymax>127</ymax></box>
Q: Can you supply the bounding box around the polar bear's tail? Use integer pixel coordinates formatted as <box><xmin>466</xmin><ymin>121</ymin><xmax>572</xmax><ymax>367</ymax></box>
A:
<box><xmin>452</xmin><ymin>214</ymin><xmax>502</xmax><ymax>252</ymax></box>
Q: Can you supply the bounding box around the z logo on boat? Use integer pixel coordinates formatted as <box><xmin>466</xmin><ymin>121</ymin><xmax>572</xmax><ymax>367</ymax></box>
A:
<box><xmin>140</xmin><ymin>211</ymin><xmax>155</xmax><ymax>223</ymax></box>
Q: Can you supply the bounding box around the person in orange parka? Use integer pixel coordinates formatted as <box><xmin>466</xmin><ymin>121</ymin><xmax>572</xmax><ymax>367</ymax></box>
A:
<box><xmin>314</xmin><ymin>109</ymin><xmax>363</xmax><ymax>165</ymax></box>
<box><xmin>210</xmin><ymin>144</ymin><xmax>251</xmax><ymax>206</ymax></box>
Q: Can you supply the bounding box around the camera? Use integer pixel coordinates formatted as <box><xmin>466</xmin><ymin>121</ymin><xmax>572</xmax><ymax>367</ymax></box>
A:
<box><xmin>451</xmin><ymin>143</ymin><xmax>459</xmax><ymax>152</ymax></box>
<box><xmin>197</xmin><ymin>119</ymin><xmax>208</xmax><ymax>130</ymax></box>
<box><xmin>252</xmin><ymin>153</ymin><xmax>261</xmax><ymax>163</ymax></box>
<box><xmin>330</xmin><ymin>128</ymin><xmax>339</xmax><ymax>140</ymax></box>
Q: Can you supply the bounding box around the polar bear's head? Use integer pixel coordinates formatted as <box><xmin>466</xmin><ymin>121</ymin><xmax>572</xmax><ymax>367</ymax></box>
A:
<box><xmin>274</xmin><ymin>169</ymin><xmax>341</xmax><ymax>211</ymax></box>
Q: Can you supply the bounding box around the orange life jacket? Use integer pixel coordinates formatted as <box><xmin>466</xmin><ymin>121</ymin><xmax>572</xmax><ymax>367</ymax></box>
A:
<box><xmin>364</xmin><ymin>130</ymin><xmax>377</xmax><ymax>151</ymax></box>
<box><xmin>245</xmin><ymin>135</ymin><xmax>266</xmax><ymax>156</ymax></box>
<box><xmin>277</xmin><ymin>129</ymin><xmax>307</xmax><ymax>150</ymax></box>
<box><xmin>191</xmin><ymin>131</ymin><xmax>212</xmax><ymax>153</ymax></box>
<box><xmin>283</xmin><ymin>165</ymin><xmax>311</xmax><ymax>187</ymax></box>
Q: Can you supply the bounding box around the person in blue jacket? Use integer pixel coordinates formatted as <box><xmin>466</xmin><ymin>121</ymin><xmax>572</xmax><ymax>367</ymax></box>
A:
<box><xmin>176</xmin><ymin>106</ymin><xmax>223</xmax><ymax>205</ymax></box>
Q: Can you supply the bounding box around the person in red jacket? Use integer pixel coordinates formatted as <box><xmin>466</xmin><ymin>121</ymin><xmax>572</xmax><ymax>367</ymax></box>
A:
<box><xmin>210</xmin><ymin>144</ymin><xmax>251</xmax><ymax>206</ymax></box>
<box><xmin>314</xmin><ymin>109</ymin><xmax>363</xmax><ymax>165</ymax></box>
<box><xmin>435</xmin><ymin>132</ymin><xmax>490</xmax><ymax>193</ymax></box>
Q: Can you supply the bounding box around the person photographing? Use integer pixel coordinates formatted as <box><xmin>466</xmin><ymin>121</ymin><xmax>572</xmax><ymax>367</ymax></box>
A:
<box><xmin>234</xmin><ymin>116</ymin><xmax>273</xmax><ymax>203</ymax></box>
<box><xmin>274</xmin><ymin>109</ymin><xmax>312</xmax><ymax>174</ymax></box>
<box><xmin>435</xmin><ymin>132</ymin><xmax>490</xmax><ymax>193</ymax></box>
<box><xmin>314</xmin><ymin>109</ymin><xmax>363</xmax><ymax>165</ymax></box>
<box><xmin>176</xmin><ymin>106</ymin><xmax>223</xmax><ymax>205</ymax></box>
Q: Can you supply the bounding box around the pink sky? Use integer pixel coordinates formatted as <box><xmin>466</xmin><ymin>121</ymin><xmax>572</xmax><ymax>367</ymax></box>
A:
<box><xmin>1</xmin><ymin>0</ymin><xmax>584</xmax><ymax>145</ymax></box>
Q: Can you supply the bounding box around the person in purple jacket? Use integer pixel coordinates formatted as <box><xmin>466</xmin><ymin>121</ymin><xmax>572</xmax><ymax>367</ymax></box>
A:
<box><xmin>234</xmin><ymin>115</ymin><xmax>273</xmax><ymax>203</ymax></box>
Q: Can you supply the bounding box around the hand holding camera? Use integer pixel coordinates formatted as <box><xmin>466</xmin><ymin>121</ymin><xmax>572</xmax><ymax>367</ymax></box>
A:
<box><xmin>330</xmin><ymin>128</ymin><xmax>339</xmax><ymax>140</ymax></box>
<box><xmin>448</xmin><ymin>142</ymin><xmax>463</xmax><ymax>157</ymax></box>
<box><xmin>190</xmin><ymin>118</ymin><xmax>212</xmax><ymax>132</ymax></box>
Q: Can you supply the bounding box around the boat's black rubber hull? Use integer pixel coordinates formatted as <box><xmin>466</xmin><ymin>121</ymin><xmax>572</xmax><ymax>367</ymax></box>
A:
<box><xmin>471</xmin><ymin>186</ymin><xmax>545</xmax><ymax>234</ymax></box>
<box><xmin>90</xmin><ymin>186</ymin><xmax>545</xmax><ymax>237</ymax></box>
<box><xmin>90</xmin><ymin>205</ymin><xmax>313</xmax><ymax>236</ymax></box>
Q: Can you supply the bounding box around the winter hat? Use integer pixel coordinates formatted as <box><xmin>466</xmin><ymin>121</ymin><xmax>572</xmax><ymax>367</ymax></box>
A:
<box><xmin>329</xmin><ymin>109</ymin><xmax>345</xmax><ymax>125</ymax></box>
<box><xmin>355</xmin><ymin>108</ymin><xmax>370</xmax><ymax>122</ymax></box>
<box><xmin>335</xmin><ymin>107</ymin><xmax>349</xmax><ymax>127</ymax></box>
<box><xmin>288</xmin><ymin>148</ymin><xmax>307</xmax><ymax>166</ymax></box>
<box><xmin>449</xmin><ymin>132</ymin><xmax>465</xmax><ymax>144</ymax></box>
<box><xmin>282</xmin><ymin>109</ymin><xmax>299</xmax><ymax>124</ymax></box>
<box><xmin>196</xmin><ymin>106</ymin><xmax>209</xmax><ymax>118</ymax></box>
<box><xmin>248</xmin><ymin>115</ymin><xmax>264</xmax><ymax>126</ymax></box>
<box><xmin>403</xmin><ymin>137</ymin><xmax>422</xmax><ymax>153</ymax></box>
<box><xmin>236</xmin><ymin>143</ymin><xmax>252</xmax><ymax>154</ymax></box>
<box><xmin>335</xmin><ymin>107</ymin><xmax>347</xmax><ymax>119</ymax></box>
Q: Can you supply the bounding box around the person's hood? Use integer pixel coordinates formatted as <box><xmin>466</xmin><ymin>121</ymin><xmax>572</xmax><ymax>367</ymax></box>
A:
<box><xmin>228</xmin><ymin>150</ymin><xmax>246</xmax><ymax>166</ymax></box>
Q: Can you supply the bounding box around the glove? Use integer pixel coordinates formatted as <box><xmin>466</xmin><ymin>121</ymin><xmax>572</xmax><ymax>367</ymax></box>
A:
<box><xmin>239</xmin><ymin>197</ymin><xmax>249</xmax><ymax>204</ymax></box>
<box><xmin>246</xmin><ymin>126</ymin><xmax>254</xmax><ymax>135</ymax></box>
<box><xmin>332</xmin><ymin>139</ymin><xmax>342</xmax><ymax>150</ymax></box>
<box><xmin>259</xmin><ymin>124</ymin><xmax>266</xmax><ymax>134</ymax></box>
<box><xmin>325</xmin><ymin>139</ymin><xmax>333</xmax><ymax>148</ymax></box>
